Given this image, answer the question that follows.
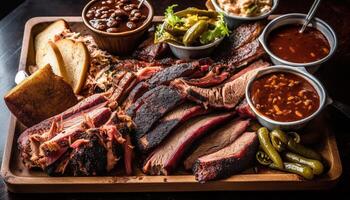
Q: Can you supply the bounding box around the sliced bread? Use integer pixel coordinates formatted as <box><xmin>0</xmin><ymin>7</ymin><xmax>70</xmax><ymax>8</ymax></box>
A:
<box><xmin>35</xmin><ymin>41</ymin><xmax>69</xmax><ymax>81</ymax></box>
<box><xmin>35</xmin><ymin>19</ymin><xmax>69</xmax><ymax>68</ymax></box>
<box><xmin>55</xmin><ymin>39</ymin><xmax>90</xmax><ymax>94</ymax></box>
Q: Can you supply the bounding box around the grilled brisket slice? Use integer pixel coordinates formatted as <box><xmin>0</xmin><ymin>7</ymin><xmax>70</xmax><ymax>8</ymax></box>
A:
<box><xmin>132</xmin><ymin>85</ymin><xmax>185</xmax><ymax>139</ymax></box>
<box><xmin>227</xmin><ymin>60</ymin><xmax>270</xmax><ymax>82</ymax></box>
<box><xmin>138</xmin><ymin>103</ymin><xmax>209</xmax><ymax>153</ymax></box>
<box><xmin>221</xmin><ymin>39</ymin><xmax>266</xmax><ymax>68</ymax></box>
<box><xmin>142</xmin><ymin>112</ymin><xmax>234</xmax><ymax>175</ymax></box>
<box><xmin>184</xmin><ymin>118</ymin><xmax>250</xmax><ymax>170</ymax></box>
<box><xmin>172</xmin><ymin>65</ymin><xmax>263</xmax><ymax>109</ymax></box>
<box><xmin>229</xmin><ymin>22</ymin><xmax>264</xmax><ymax>49</ymax></box>
<box><xmin>194</xmin><ymin>131</ymin><xmax>258</xmax><ymax>183</ymax></box>
<box><xmin>110</xmin><ymin>72</ymin><xmax>136</xmax><ymax>103</ymax></box>
<box><xmin>236</xmin><ymin>99</ymin><xmax>255</xmax><ymax>118</ymax></box>
<box><xmin>184</xmin><ymin>68</ymin><xmax>230</xmax><ymax>87</ymax></box>
<box><xmin>213</xmin><ymin>22</ymin><xmax>265</xmax><ymax>68</ymax></box>
<box><xmin>123</xmin><ymin>62</ymin><xmax>206</xmax><ymax>110</ymax></box>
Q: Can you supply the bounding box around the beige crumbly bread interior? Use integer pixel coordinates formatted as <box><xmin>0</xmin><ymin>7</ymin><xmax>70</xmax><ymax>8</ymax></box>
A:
<box><xmin>35</xmin><ymin>41</ymin><xmax>68</xmax><ymax>81</ymax></box>
<box><xmin>55</xmin><ymin>39</ymin><xmax>90</xmax><ymax>94</ymax></box>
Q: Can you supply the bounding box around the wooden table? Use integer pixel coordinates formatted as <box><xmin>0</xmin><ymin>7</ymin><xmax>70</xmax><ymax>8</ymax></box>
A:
<box><xmin>0</xmin><ymin>0</ymin><xmax>349</xmax><ymax>198</ymax></box>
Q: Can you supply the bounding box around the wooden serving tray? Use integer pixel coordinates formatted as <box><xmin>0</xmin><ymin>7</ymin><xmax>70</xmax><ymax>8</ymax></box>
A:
<box><xmin>0</xmin><ymin>17</ymin><xmax>342</xmax><ymax>193</ymax></box>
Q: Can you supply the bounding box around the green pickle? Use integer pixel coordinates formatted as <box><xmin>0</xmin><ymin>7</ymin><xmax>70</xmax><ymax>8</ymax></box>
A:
<box><xmin>183</xmin><ymin>20</ymin><xmax>208</xmax><ymax>46</ymax></box>
<box><xmin>283</xmin><ymin>152</ymin><xmax>324</xmax><ymax>175</ymax></box>
<box><xmin>270</xmin><ymin>162</ymin><xmax>314</xmax><ymax>180</ymax></box>
<box><xmin>175</xmin><ymin>8</ymin><xmax>218</xmax><ymax>18</ymax></box>
<box><xmin>257</xmin><ymin>127</ymin><xmax>284</xmax><ymax>169</ymax></box>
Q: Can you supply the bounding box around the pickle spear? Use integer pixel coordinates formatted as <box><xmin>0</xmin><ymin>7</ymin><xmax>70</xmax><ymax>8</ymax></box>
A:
<box><xmin>183</xmin><ymin>20</ymin><xmax>208</xmax><ymax>46</ymax></box>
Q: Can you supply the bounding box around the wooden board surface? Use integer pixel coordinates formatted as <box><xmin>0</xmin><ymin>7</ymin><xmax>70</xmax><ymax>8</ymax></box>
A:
<box><xmin>0</xmin><ymin>16</ymin><xmax>342</xmax><ymax>193</ymax></box>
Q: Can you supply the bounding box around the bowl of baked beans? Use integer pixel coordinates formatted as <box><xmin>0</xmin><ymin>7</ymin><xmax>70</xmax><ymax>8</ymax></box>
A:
<box><xmin>82</xmin><ymin>0</ymin><xmax>154</xmax><ymax>54</ymax></box>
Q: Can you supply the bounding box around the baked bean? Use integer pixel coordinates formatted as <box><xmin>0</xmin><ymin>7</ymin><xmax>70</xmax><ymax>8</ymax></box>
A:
<box><xmin>134</xmin><ymin>12</ymin><xmax>141</xmax><ymax>18</ymax></box>
<box><xmin>100</xmin><ymin>6</ymin><xmax>109</xmax><ymax>11</ymax></box>
<box><xmin>107</xmin><ymin>19</ymin><xmax>119</xmax><ymax>27</ymax></box>
<box><xmin>123</xmin><ymin>4</ymin><xmax>137</xmax><ymax>11</ymax></box>
<box><xmin>129</xmin><ymin>17</ymin><xmax>139</xmax><ymax>22</ymax></box>
<box><xmin>126</xmin><ymin>21</ymin><xmax>136</xmax><ymax>29</ymax></box>
<box><xmin>95</xmin><ymin>12</ymin><xmax>102</xmax><ymax>18</ymax></box>
<box><xmin>101</xmin><ymin>14</ymin><xmax>108</xmax><ymax>18</ymax></box>
<box><xmin>114</xmin><ymin>9</ymin><xmax>128</xmax><ymax>17</ymax></box>
<box><xmin>130</xmin><ymin>9</ymin><xmax>140</xmax><ymax>15</ymax></box>
<box><xmin>106</xmin><ymin>27</ymin><xmax>119</xmax><ymax>33</ymax></box>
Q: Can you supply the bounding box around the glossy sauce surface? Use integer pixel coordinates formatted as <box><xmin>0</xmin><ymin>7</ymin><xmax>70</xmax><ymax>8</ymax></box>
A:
<box><xmin>85</xmin><ymin>0</ymin><xmax>149</xmax><ymax>33</ymax></box>
<box><xmin>250</xmin><ymin>72</ymin><xmax>320</xmax><ymax>122</ymax></box>
<box><xmin>267</xmin><ymin>24</ymin><xmax>330</xmax><ymax>63</ymax></box>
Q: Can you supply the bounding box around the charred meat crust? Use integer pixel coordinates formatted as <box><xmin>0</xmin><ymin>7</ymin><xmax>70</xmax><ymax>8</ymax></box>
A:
<box><xmin>142</xmin><ymin>112</ymin><xmax>234</xmax><ymax>175</ymax></box>
<box><xmin>213</xmin><ymin>22</ymin><xmax>265</xmax><ymax>68</ymax></box>
<box><xmin>67</xmin><ymin>130</ymin><xmax>108</xmax><ymax>176</ymax></box>
<box><xmin>132</xmin><ymin>86</ymin><xmax>185</xmax><ymax>139</ymax></box>
<box><xmin>123</xmin><ymin>62</ymin><xmax>202</xmax><ymax>110</ymax></box>
<box><xmin>193</xmin><ymin>132</ymin><xmax>258</xmax><ymax>183</ymax></box>
<box><xmin>184</xmin><ymin>118</ymin><xmax>250</xmax><ymax>170</ymax></box>
<box><xmin>138</xmin><ymin>103</ymin><xmax>209</xmax><ymax>153</ymax></box>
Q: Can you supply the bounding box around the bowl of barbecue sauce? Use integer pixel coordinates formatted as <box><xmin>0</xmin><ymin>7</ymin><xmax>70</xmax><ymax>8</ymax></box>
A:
<box><xmin>259</xmin><ymin>13</ymin><xmax>337</xmax><ymax>73</ymax></box>
<box><xmin>82</xmin><ymin>0</ymin><xmax>154</xmax><ymax>54</ymax></box>
<box><xmin>246</xmin><ymin>65</ymin><xmax>326</xmax><ymax>130</ymax></box>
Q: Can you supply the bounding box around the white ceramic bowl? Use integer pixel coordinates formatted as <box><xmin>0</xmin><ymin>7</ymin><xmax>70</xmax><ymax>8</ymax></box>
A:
<box><xmin>211</xmin><ymin>0</ymin><xmax>279</xmax><ymax>29</ymax></box>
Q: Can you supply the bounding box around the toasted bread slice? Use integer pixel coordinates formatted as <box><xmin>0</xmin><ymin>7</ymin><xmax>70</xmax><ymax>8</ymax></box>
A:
<box><xmin>4</xmin><ymin>64</ymin><xmax>78</xmax><ymax>127</ymax></box>
<box><xmin>35</xmin><ymin>41</ymin><xmax>69</xmax><ymax>81</ymax></box>
<box><xmin>55</xmin><ymin>39</ymin><xmax>90</xmax><ymax>94</ymax></box>
<box><xmin>35</xmin><ymin>19</ymin><xmax>69</xmax><ymax>68</ymax></box>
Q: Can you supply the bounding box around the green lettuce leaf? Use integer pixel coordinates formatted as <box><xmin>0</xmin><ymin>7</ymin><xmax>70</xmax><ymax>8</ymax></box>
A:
<box><xmin>199</xmin><ymin>13</ymin><xmax>230</xmax><ymax>45</ymax></box>
<box><xmin>164</xmin><ymin>4</ymin><xmax>183</xmax><ymax>27</ymax></box>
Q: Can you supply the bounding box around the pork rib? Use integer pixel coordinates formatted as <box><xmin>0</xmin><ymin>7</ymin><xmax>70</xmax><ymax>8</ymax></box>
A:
<box><xmin>138</xmin><ymin>103</ymin><xmax>209</xmax><ymax>153</ymax></box>
<box><xmin>172</xmin><ymin>64</ymin><xmax>264</xmax><ymax>109</ymax></box>
<box><xmin>142</xmin><ymin>112</ymin><xmax>234</xmax><ymax>175</ymax></box>
<box><xmin>193</xmin><ymin>131</ymin><xmax>258</xmax><ymax>183</ymax></box>
<box><xmin>184</xmin><ymin>118</ymin><xmax>250</xmax><ymax>170</ymax></box>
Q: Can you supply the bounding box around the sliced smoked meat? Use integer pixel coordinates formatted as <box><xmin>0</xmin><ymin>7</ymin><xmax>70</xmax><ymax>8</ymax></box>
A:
<box><xmin>213</xmin><ymin>22</ymin><xmax>265</xmax><ymax>68</ymax></box>
<box><xmin>193</xmin><ymin>131</ymin><xmax>258</xmax><ymax>183</ymax></box>
<box><xmin>227</xmin><ymin>60</ymin><xmax>270</xmax><ymax>82</ymax></box>
<box><xmin>184</xmin><ymin>118</ymin><xmax>250</xmax><ymax>170</ymax></box>
<box><xmin>138</xmin><ymin>103</ymin><xmax>209</xmax><ymax>153</ymax></box>
<box><xmin>236</xmin><ymin>99</ymin><xmax>255</xmax><ymax>118</ymax></box>
<box><xmin>142</xmin><ymin>112</ymin><xmax>234</xmax><ymax>175</ymax></box>
<box><xmin>123</xmin><ymin>62</ymin><xmax>206</xmax><ymax>110</ymax></box>
<box><xmin>132</xmin><ymin>85</ymin><xmax>186</xmax><ymax>139</ymax></box>
<box><xmin>172</xmin><ymin>65</ymin><xmax>263</xmax><ymax>109</ymax></box>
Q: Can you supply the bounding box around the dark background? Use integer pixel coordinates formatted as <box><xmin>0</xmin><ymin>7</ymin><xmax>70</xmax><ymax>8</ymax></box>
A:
<box><xmin>0</xmin><ymin>0</ymin><xmax>350</xmax><ymax>199</ymax></box>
